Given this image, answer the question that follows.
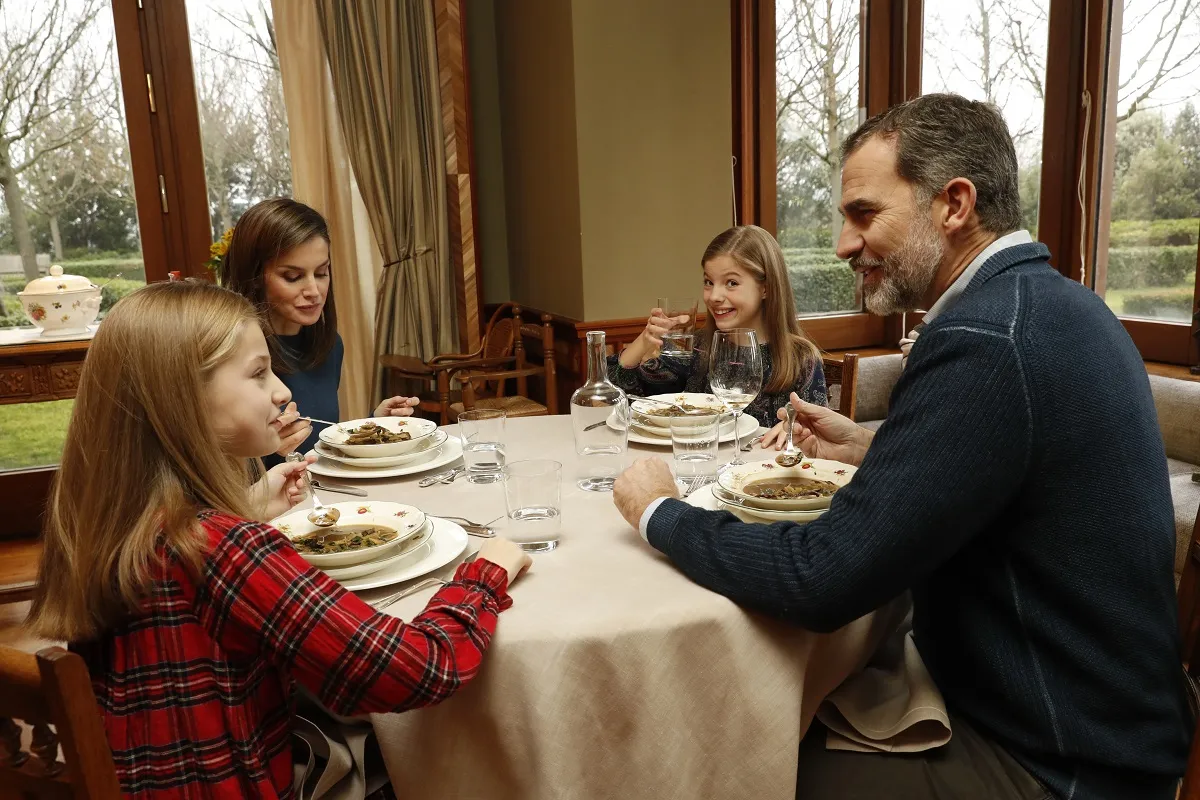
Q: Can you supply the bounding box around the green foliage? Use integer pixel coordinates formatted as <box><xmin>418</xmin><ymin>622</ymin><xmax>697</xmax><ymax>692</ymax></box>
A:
<box><xmin>784</xmin><ymin>251</ymin><xmax>857</xmax><ymax>313</ymax></box>
<box><xmin>57</xmin><ymin>260</ymin><xmax>145</xmax><ymax>280</ymax></box>
<box><xmin>1107</xmin><ymin>219</ymin><xmax>1198</xmax><ymax>247</ymax></box>
<box><xmin>1118</xmin><ymin>286</ymin><xmax>1195</xmax><ymax>319</ymax></box>
<box><xmin>778</xmin><ymin>228</ymin><xmax>834</xmax><ymax>249</ymax></box>
<box><xmin>1105</xmin><ymin>246</ymin><xmax>1196</xmax><ymax>290</ymax></box>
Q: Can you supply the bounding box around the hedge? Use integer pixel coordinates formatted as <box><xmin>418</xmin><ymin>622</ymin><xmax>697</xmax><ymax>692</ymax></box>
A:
<box><xmin>59</xmin><ymin>260</ymin><xmax>145</xmax><ymax>281</ymax></box>
<box><xmin>1105</xmin><ymin>246</ymin><xmax>1196</xmax><ymax>290</ymax></box>
<box><xmin>1108</xmin><ymin>219</ymin><xmax>1198</xmax><ymax>248</ymax></box>
<box><xmin>787</xmin><ymin>260</ymin><xmax>857</xmax><ymax>314</ymax></box>
<box><xmin>1119</xmin><ymin>287</ymin><xmax>1195</xmax><ymax>319</ymax></box>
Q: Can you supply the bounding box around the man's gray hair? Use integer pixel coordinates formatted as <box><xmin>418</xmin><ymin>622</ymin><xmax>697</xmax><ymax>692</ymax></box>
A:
<box><xmin>841</xmin><ymin>93</ymin><xmax>1022</xmax><ymax>234</ymax></box>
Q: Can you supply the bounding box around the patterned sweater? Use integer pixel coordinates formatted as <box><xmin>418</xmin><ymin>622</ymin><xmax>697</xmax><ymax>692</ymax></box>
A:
<box><xmin>606</xmin><ymin>342</ymin><xmax>828</xmax><ymax>428</ymax></box>
<box><xmin>645</xmin><ymin>243</ymin><xmax>1190</xmax><ymax>799</ymax></box>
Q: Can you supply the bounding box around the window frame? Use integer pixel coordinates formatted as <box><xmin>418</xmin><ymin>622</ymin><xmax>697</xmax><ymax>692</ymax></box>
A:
<box><xmin>743</xmin><ymin>0</ymin><xmax>1200</xmax><ymax>369</ymax></box>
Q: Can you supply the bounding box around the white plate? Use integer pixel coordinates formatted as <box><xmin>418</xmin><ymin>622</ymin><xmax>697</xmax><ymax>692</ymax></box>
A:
<box><xmin>307</xmin><ymin>435</ymin><xmax>464</xmax><ymax>480</ymax></box>
<box><xmin>341</xmin><ymin>517</ymin><xmax>469</xmax><ymax>591</ymax></box>
<box><xmin>271</xmin><ymin>502</ymin><xmax>428</xmax><ymax>568</ymax></box>
<box><xmin>318</xmin><ymin>416</ymin><xmax>440</xmax><ymax>458</ymax></box>
<box><xmin>321</xmin><ymin>521</ymin><xmax>435</xmax><ymax>581</ymax></box>
<box><xmin>619</xmin><ymin>412</ymin><xmax>758</xmax><ymax>447</ymax></box>
<box><xmin>314</xmin><ymin>430</ymin><xmax>447</xmax><ymax>467</ymax></box>
<box><xmin>631</xmin><ymin>392</ymin><xmax>730</xmax><ymax>429</ymax></box>
<box><xmin>716</xmin><ymin>458</ymin><xmax>856</xmax><ymax>511</ymax></box>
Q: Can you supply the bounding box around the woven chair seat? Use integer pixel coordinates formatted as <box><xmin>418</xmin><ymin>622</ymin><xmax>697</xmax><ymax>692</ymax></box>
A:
<box><xmin>449</xmin><ymin>395</ymin><xmax>548</xmax><ymax>421</ymax></box>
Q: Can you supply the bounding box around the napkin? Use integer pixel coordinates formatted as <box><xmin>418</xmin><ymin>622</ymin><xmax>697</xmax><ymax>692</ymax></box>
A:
<box><xmin>292</xmin><ymin>690</ymin><xmax>392</xmax><ymax>799</ymax></box>
<box><xmin>816</xmin><ymin>599</ymin><xmax>951</xmax><ymax>753</ymax></box>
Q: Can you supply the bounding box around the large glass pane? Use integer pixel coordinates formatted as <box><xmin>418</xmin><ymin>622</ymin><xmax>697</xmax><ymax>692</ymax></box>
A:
<box><xmin>186</xmin><ymin>0</ymin><xmax>292</xmax><ymax>239</ymax></box>
<box><xmin>775</xmin><ymin>0</ymin><xmax>863</xmax><ymax>316</ymax></box>
<box><xmin>922</xmin><ymin>0</ymin><xmax>1050</xmax><ymax>236</ymax></box>
<box><xmin>1097</xmin><ymin>2</ymin><xmax>1200</xmax><ymax>323</ymax></box>
<box><xmin>0</xmin><ymin>0</ymin><xmax>145</xmax><ymax>472</ymax></box>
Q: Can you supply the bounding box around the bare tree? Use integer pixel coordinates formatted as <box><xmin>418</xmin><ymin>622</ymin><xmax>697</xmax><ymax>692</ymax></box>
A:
<box><xmin>1117</xmin><ymin>0</ymin><xmax>1200</xmax><ymax>121</ymax></box>
<box><xmin>775</xmin><ymin>0</ymin><xmax>859</xmax><ymax>243</ymax></box>
<box><xmin>0</xmin><ymin>0</ymin><xmax>106</xmax><ymax>279</ymax></box>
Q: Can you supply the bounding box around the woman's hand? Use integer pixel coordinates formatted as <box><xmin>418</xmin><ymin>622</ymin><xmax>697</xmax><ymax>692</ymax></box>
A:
<box><xmin>254</xmin><ymin>454</ymin><xmax>316</xmax><ymax>520</ymax></box>
<box><xmin>374</xmin><ymin>396</ymin><xmax>420</xmax><ymax>418</ymax></box>
<box><xmin>759</xmin><ymin>392</ymin><xmax>874</xmax><ymax>466</ymax></box>
<box><xmin>274</xmin><ymin>401</ymin><xmax>313</xmax><ymax>457</ymax></box>
<box><xmin>475</xmin><ymin>538</ymin><xmax>533</xmax><ymax>588</ymax></box>
<box><xmin>618</xmin><ymin>307</ymin><xmax>689</xmax><ymax>368</ymax></box>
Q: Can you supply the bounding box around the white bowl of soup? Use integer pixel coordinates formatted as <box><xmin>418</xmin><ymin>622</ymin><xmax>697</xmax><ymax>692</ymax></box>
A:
<box><xmin>317</xmin><ymin>417</ymin><xmax>439</xmax><ymax>458</ymax></box>
<box><xmin>271</xmin><ymin>502</ymin><xmax>428</xmax><ymax>568</ymax></box>
<box><xmin>716</xmin><ymin>459</ymin><xmax>856</xmax><ymax>511</ymax></box>
<box><xmin>630</xmin><ymin>393</ymin><xmax>730</xmax><ymax>430</ymax></box>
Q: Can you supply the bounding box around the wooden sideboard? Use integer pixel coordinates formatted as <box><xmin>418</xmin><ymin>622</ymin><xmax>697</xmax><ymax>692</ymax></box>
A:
<box><xmin>0</xmin><ymin>337</ymin><xmax>90</xmax><ymax>405</ymax></box>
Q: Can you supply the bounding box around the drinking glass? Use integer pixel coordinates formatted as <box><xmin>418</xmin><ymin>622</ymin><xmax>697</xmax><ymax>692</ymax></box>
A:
<box><xmin>502</xmin><ymin>459</ymin><xmax>562</xmax><ymax>552</ymax></box>
<box><xmin>709</xmin><ymin>328</ymin><xmax>763</xmax><ymax>467</ymax></box>
<box><xmin>458</xmin><ymin>409</ymin><xmax>506</xmax><ymax>484</ymax></box>
<box><xmin>657</xmin><ymin>297</ymin><xmax>699</xmax><ymax>360</ymax></box>
<box><xmin>670</xmin><ymin>412</ymin><xmax>720</xmax><ymax>483</ymax></box>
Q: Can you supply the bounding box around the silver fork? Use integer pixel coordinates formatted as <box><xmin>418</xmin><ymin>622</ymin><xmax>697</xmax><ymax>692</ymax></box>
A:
<box><xmin>369</xmin><ymin>577</ymin><xmax>449</xmax><ymax>611</ymax></box>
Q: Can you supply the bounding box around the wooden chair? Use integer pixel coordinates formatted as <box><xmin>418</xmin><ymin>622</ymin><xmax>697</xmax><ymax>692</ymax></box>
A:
<box><xmin>378</xmin><ymin>303</ymin><xmax>529</xmax><ymax>425</ymax></box>
<box><xmin>0</xmin><ymin>645</ymin><xmax>120</xmax><ymax>798</ymax></box>
<box><xmin>1176</xmin><ymin>500</ymin><xmax>1200</xmax><ymax>799</ymax></box>
<box><xmin>451</xmin><ymin>306</ymin><xmax>558</xmax><ymax>420</ymax></box>
<box><xmin>821</xmin><ymin>353</ymin><xmax>859</xmax><ymax>420</ymax></box>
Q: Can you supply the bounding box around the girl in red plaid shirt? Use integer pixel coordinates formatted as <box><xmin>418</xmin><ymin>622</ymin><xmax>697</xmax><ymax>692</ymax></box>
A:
<box><xmin>27</xmin><ymin>281</ymin><xmax>531</xmax><ymax>798</ymax></box>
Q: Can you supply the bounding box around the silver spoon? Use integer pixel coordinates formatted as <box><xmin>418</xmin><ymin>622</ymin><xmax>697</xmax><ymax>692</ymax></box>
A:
<box><xmin>776</xmin><ymin>403</ymin><xmax>803</xmax><ymax>467</ymax></box>
<box><xmin>307</xmin><ymin>486</ymin><xmax>341</xmax><ymax>528</ymax></box>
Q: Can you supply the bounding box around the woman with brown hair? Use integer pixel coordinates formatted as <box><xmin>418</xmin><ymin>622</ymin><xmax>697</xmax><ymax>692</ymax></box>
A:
<box><xmin>220</xmin><ymin>198</ymin><xmax>419</xmax><ymax>465</ymax></box>
<box><xmin>608</xmin><ymin>225</ymin><xmax>828</xmax><ymax>428</ymax></box>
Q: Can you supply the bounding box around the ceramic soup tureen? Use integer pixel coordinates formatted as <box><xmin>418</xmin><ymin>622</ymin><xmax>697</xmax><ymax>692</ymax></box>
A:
<box><xmin>17</xmin><ymin>265</ymin><xmax>102</xmax><ymax>336</ymax></box>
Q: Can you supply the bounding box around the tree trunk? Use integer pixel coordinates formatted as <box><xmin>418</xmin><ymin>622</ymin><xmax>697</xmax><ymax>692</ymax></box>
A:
<box><xmin>49</xmin><ymin>215</ymin><xmax>64</xmax><ymax>261</ymax></box>
<box><xmin>0</xmin><ymin>151</ymin><xmax>41</xmax><ymax>281</ymax></box>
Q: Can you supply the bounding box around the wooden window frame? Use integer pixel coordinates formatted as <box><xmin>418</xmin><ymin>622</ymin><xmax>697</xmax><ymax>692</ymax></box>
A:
<box><xmin>734</xmin><ymin>0</ymin><xmax>921</xmax><ymax>351</ymax></box>
<box><xmin>1</xmin><ymin>0</ymin><xmax>211</xmax><ymax>538</ymax></box>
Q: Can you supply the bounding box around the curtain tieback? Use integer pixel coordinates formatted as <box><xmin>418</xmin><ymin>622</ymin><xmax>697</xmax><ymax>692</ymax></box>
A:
<box><xmin>382</xmin><ymin>247</ymin><xmax>433</xmax><ymax>269</ymax></box>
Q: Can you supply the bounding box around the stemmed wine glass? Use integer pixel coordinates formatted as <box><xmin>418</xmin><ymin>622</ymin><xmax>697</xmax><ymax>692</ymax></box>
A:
<box><xmin>709</xmin><ymin>329</ymin><xmax>763</xmax><ymax>467</ymax></box>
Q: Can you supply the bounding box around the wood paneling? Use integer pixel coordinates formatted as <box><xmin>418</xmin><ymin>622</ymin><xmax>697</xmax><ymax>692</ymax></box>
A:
<box><xmin>0</xmin><ymin>340</ymin><xmax>88</xmax><ymax>406</ymax></box>
<box><xmin>1123</xmin><ymin>319</ymin><xmax>1194</xmax><ymax>366</ymax></box>
<box><xmin>731</xmin><ymin>0</ymin><xmax>775</xmax><ymax>231</ymax></box>
<box><xmin>435</xmin><ymin>0</ymin><xmax>483</xmax><ymax>351</ymax></box>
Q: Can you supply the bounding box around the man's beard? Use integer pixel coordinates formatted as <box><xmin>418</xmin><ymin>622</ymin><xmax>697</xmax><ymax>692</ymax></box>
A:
<box><xmin>853</xmin><ymin>216</ymin><xmax>944</xmax><ymax>316</ymax></box>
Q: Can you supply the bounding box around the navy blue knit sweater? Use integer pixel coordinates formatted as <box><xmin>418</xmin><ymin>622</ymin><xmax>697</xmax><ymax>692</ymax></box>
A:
<box><xmin>646</xmin><ymin>243</ymin><xmax>1190</xmax><ymax>799</ymax></box>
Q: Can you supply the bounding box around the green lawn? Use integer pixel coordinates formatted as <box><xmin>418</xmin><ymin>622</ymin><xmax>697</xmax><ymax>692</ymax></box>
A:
<box><xmin>0</xmin><ymin>399</ymin><xmax>73</xmax><ymax>471</ymax></box>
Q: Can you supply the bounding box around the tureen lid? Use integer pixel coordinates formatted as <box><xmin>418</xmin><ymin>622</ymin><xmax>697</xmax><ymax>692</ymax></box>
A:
<box><xmin>19</xmin><ymin>265</ymin><xmax>97</xmax><ymax>295</ymax></box>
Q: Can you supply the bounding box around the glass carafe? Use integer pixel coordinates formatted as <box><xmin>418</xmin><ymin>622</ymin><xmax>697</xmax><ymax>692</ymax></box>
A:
<box><xmin>570</xmin><ymin>331</ymin><xmax>629</xmax><ymax>491</ymax></box>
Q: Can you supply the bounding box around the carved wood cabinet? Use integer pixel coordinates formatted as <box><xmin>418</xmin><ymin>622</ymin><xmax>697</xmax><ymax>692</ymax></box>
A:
<box><xmin>0</xmin><ymin>339</ymin><xmax>89</xmax><ymax>405</ymax></box>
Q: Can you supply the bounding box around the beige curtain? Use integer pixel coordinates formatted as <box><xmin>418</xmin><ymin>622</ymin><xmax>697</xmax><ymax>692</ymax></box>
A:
<box><xmin>272</xmin><ymin>0</ymin><xmax>383</xmax><ymax>419</ymax></box>
<box><xmin>315</xmin><ymin>0</ymin><xmax>457</xmax><ymax>407</ymax></box>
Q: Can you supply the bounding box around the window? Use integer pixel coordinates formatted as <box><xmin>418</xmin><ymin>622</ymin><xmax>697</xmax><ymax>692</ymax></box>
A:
<box><xmin>922</xmin><ymin>0</ymin><xmax>1050</xmax><ymax>237</ymax></box>
<box><xmin>1094</xmin><ymin>0</ymin><xmax>1200</xmax><ymax>325</ymax></box>
<box><xmin>774</xmin><ymin>0</ymin><xmax>863</xmax><ymax>317</ymax></box>
<box><xmin>186</xmin><ymin>0</ymin><xmax>292</xmax><ymax>238</ymax></box>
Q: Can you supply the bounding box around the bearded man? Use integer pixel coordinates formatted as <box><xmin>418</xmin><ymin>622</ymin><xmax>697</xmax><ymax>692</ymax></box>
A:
<box><xmin>611</xmin><ymin>94</ymin><xmax>1190</xmax><ymax>799</ymax></box>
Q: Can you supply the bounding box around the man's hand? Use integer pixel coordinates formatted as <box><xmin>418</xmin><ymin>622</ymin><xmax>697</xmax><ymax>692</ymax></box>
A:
<box><xmin>760</xmin><ymin>392</ymin><xmax>874</xmax><ymax>467</ymax></box>
<box><xmin>613</xmin><ymin>458</ymin><xmax>680</xmax><ymax>530</ymax></box>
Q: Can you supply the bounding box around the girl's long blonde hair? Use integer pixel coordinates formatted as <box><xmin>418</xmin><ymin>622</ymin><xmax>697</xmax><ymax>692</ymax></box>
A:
<box><xmin>27</xmin><ymin>281</ymin><xmax>264</xmax><ymax>642</ymax></box>
<box><xmin>701</xmin><ymin>225</ymin><xmax>821</xmax><ymax>394</ymax></box>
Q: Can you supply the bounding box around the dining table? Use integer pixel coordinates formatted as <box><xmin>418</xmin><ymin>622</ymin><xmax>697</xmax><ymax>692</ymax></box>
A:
<box><xmin>331</xmin><ymin>414</ymin><xmax>901</xmax><ymax>800</ymax></box>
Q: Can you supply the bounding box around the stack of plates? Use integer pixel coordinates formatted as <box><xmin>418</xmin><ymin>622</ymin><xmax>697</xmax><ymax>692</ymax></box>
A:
<box><xmin>619</xmin><ymin>392</ymin><xmax>759</xmax><ymax>446</ymax></box>
<box><xmin>306</xmin><ymin>416</ymin><xmax>463</xmax><ymax>479</ymax></box>
<box><xmin>704</xmin><ymin>458</ymin><xmax>858</xmax><ymax>522</ymax></box>
<box><xmin>270</xmin><ymin>501</ymin><xmax>468</xmax><ymax>588</ymax></box>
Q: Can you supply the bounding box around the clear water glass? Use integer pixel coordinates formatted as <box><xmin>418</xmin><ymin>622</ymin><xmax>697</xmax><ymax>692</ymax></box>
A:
<box><xmin>657</xmin><ymin>297</ymin><xmax>698</xmax><ymax>360</ymax></box>
<box><xmin>709</xmin><ymin>328</ymin><xmax>763</xmax><ymax>467</ymax></box>
<box><xmin>670</xmin><ymin>412</ymin><xmax>720</xmax><ymax>482</ymax></box>
<box><xmin>458</xmin><ymin>409</ymin><xmax>506</xmax><ymax>484</ymax></box>
<box><xmin>502</xmin><ymin>459</ymin><xmax>562</xmax><ymax>552</ymax></box>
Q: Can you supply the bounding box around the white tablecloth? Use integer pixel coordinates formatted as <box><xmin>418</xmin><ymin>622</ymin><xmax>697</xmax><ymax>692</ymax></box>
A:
<box><xmin>337</xmin><ymin>415</ymin><xmax>897</xmax><ymax>800</ymax></box>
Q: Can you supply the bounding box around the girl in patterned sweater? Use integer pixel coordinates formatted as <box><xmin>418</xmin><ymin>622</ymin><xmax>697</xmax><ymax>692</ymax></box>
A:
<box><xmin>608</xmin><ymin>225</ymin><xmax>828</xmax><ymax>428</ymax></box>
<box><xmin>27</xmin><ymin>281</ymin><xmax>530</xmax><ymax>799</ymax></box>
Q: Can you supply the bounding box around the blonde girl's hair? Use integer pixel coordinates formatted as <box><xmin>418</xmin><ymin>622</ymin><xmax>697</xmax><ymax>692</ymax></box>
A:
<box><xmin>27</xmin><ymin>281</ymin><xmax>265</xmax><ymax>642</ymax></box>
<box><xmin>701</xmin><ymin>225</ymin><xmax>821</xmax><ymax>394</ymax></box>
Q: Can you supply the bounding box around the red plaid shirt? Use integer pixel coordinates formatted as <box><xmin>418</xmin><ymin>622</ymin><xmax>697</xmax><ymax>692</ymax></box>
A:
<box><xmin>71</xmin><ymin>510</ymin><xmax>512</xmax><ymax>798</ymax></box>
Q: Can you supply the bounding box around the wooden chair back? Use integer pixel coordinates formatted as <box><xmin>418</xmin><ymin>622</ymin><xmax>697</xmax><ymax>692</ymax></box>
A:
<box><xmin>457</xmin><ymin>305</ymin><xmax>558</xmax><ymax>417</ymax></box>
<box><xmin>1176</xmin><ymin>500</ymin><xmax>1200</xmax><ymax>800</ymax></box>
<box><xmin>0</xmin><ymin>645</ymin><xmax>120</xmax><ymax>799</ymax></box>
<box><xmin>821</xmin><ymin>353</ymin><xmax>859</xmax><ymax>420</ymax></box>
